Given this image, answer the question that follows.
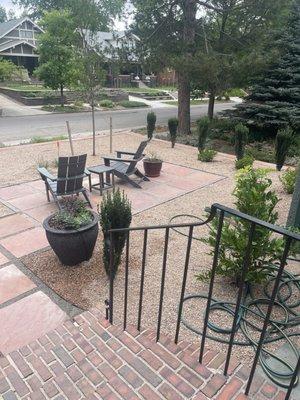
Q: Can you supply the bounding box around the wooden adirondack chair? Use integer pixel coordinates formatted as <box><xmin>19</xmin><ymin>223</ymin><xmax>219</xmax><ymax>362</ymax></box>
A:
<box><xmin>102</xmin><ymin>139</ymin><xmax>150</xmax><ymax>189</ymax></box>
<box><xmin>38</xmin><ymin>154</ymin><xmax>91</xmax><ymax>209</ymax></box>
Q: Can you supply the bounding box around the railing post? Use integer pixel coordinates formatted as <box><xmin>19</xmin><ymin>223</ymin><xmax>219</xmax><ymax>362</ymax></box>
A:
<box><xmin>123</xmin><ymin>231</ymin><xmax>130</xmax><ymax>330</ymax></box>
<box><xmin>245</xmin><ymin>237</ymin><xmax>292</xmax><ymax>395</ymax></box>
<box><xmin>224</xmin><ymin>222</ymin><xmax>256</xmax><ymax>375</ymax></box>
<box><xmin>137</xmin><ymin>229</ymin><xmax>148</xmax><ymax>331</ymax></box>
<box><xmin>109</xmin><ymin>231</ymin><xmax>114</xmax><ymax>324</ymax></box>
<box><xmin>199</xmin><ymin>211</ymin><xmax>224</xmax><ymax>362</ymax></box>
<box><xmin>156</xmin><ymin>227</ymin><xmax>170</xmax><ymax>342</ymax></box>
<box><xmin>285</xmin><ymin>355</ymin><xmax>300</xmax><ymax>400</ymax></box>
<box><xmin>175</xmin><ymin>225</ymin><xmax>194</xmax><ymax>344</ymax></box>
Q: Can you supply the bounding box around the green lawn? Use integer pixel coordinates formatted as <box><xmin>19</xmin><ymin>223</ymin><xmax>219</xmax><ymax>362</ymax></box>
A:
<box><xmin>0</xmin><ymin>82</ymin><xmax>48</xmax><ymax>91</ymax></box>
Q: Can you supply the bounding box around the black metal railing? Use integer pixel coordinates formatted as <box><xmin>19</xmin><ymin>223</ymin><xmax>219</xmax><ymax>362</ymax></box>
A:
<box><xmin>106</xmin><ymin>203</ymin><xmax>300</xmax><ymax>399</ymax></box>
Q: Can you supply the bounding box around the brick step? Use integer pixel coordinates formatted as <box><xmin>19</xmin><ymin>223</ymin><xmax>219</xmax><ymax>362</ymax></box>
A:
<box><xmin>0</xmin><ymin>308</ymin><xmax>291</xmax><ymax>400</ymax></box>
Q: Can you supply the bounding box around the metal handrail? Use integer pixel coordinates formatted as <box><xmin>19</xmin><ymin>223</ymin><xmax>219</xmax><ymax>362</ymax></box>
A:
<box><xmin>108</xmin><ymin>203</ymin><xmax>300</xmax><ymax>240</ymax></box>
<box><xmin>106</xmin><ymin>203</ymin><xmax>300</xmax><ymax>400</ymax></box>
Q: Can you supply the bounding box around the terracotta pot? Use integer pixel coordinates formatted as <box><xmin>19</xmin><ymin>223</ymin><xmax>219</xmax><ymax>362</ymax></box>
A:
<box><xmin>143</xmin><ymin>159</ymin><xmax>163</xmax><ymax>177</ymax></box>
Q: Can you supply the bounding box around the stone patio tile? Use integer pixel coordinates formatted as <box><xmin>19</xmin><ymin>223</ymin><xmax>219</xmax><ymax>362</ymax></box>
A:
<box><xmin>0</xmin><ymin>291</ymin><xmax>67</xmax><ymax>355</ymax></box>
<box><xmin>25</xmin><ymin>204</ymin><xmax>57</xmax><ymax>223</ymax></box>
<box><xmin>0</xmin><ymin>251</ymin><xmax>9</xmax><ymax>266</ymax></box>
<box><xmin>26</xmin><ymin>180</ymin><xmax>46</xmax><ymax>191</ymax></box>
<box><xmin>8</xmin><ymin>193</ymin><xmax>48</xmax><ymax>211</ymax></box>
<box><xmin>143</xmin><ymin>182</ymin><xmax>185</xmax><ymax>201</ymax></box>
<box><xmin>0</xmin><ymin>264</ymin><xmax>36</xmax><ymax>305</ymax></box>
<box><xmin>160</xmin><ymin>163</ymin><xmax>196</xmax><ymax>177</ymax></box>
<box><xmin>0</xmin><ymin>214</ymin><xmax>37</xmax><ymax>239</ymax></box>
<box><xmin>0</xmin><ymin>184</ymin><xmax>40</xmax><ymax>201</ymax></box>
<box><xmin>0</xmin><ymin>227</ymin><xmax>48</xmax><ymax>258</ymax></box>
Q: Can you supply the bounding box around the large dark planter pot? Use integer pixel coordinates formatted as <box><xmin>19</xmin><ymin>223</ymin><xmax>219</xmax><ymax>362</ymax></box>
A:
<box><xmin>143</xmin><ymin>160</ymin><xmax>163</xmax><ymax>177</ymax></box>
<box><xmin>43</xmin><ymin>211</ymin><xmax>99</xmax><ymax>266</ymax></box>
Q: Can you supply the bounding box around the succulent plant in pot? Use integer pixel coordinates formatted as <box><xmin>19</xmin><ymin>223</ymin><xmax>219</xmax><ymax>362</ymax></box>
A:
<box><xmin>143</xmin><ymin>152</ymin><xmax>163</xmax><ymax>177</ymax></box>
<box><xmin>43</xmin><ymin>197</ymin><xmax>99</xmax><ymax>266</ymax></box>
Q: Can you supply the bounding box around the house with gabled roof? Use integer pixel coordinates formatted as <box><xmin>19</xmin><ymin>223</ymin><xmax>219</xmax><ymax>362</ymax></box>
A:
<box><xmin>0</xmin><ymin>17</ymin><xmax>43</xmax><ymax>74</ymax></box>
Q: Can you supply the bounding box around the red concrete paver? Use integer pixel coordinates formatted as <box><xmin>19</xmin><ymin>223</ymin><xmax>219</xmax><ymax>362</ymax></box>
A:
<box><xmin>25</xmin><ymin>204</ymin><xmax>57</xmax><ymax>223</ymax></box>
<box><xmin>0</xmin><ymin>213</ymin><xmax>37</xmax><ymax>239</ymax></box>
<box><xmin>0</xmin><ymin>227</ymin><xmax>49</xmax><ymax>257</ymax></box>
<box><xmin>0</xmin><ymin>264</ymin><xmax>36</xmax><ymax>304</ymax></box>
<box><xmin>8</xmin><ymin>192</ymin><xmax>47</xmax><ymax>212</ymax></box>
<box><xmin>0</xmin><ymin>251</ymin><xmax>9</xmax><ymax>266</ymax></box>
<box><xmin>0</xmin><ymin>291</ymin><xmax>67</xmax><ymax>354</ymax></box>
<box><xmin>0</xmin><ymin>184</ymin><xmax>40</xmax><ymax>201</ymax></box>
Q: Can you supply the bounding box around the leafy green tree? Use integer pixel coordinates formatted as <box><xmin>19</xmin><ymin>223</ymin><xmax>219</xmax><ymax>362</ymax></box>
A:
<box><xmin>15</xmin><ymin>0</ymin><xmax>125</xmax><ymax>30</ymax></box>
<box><xmin>0</xmin><ymin>6</ymin><xmax>7</xmax><ymax>23</ymax></box>
<box><xmin>0</xmin><ymin>59</ymin><xmax>18</xmax><ymax>81</ymax></box>
<box><xmin>35</xmin><ymin>10</ymin><xmax>80</xmax><ymax>106</ymax></box>
<box><xmin>77</xmin><ymin>45</ymin><xmax>106</xmax><ymax>155</ymax></box>
<box><xmin>225</xmin><ymin>0</ymin><xmax>300</xmax><ymax>137</ymax></box>
<box><xmin>191</xmin><ymin>0</ymin><xmax>291</xmax><ymax>119</ymax></box>
<box><xmin>132</xmin><ymin>0</ymin><xmax>289</xmax><ymax>133</ymax></box>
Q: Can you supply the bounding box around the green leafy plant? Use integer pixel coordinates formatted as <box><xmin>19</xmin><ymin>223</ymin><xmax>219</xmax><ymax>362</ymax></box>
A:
<box><xmin>198</xmin><ymin>149</ymin><xmax>217</xmax><ymax>162</ymax></box>
<box><xmin>99</xmin><ymin>189</ymin><xmax>132</xmax><ymax>280</ymax></box>
<box><xmin>280</xmin><ymin>168</ymin><xmax>297</xmax><ymax>194</ymax></box>
<box><xmin>234</xmin><ymin>123</ymin><xmax>249</xmax><ymax>160</ymax></box>
<box><xmin>49</xmin><ymin>197</ymin><xmax>93</xmax><ymax>230</ymax></box>
<box><xmin>147</xmin><ymin>112</ymin><xmax>156</xmax><ymax>139</ymax></box>
<box><xmin>197</xmin><ymin>167</ymin><xmax>283</xmax><ymax>284</ymax></box>
<box><xmin>197</xmin><ymin>116</ymin><xmax>210</xmax><ymax>151</ymax></box>
<box><xmin>99</xmin><ymin>99</ymin><xmax>114</xmax><ymax>108</ymax></box>
<box><xmin>275</xmin><ymin>127</ymin><xmax>293</xmax><ymax>171</ymax></box>
<box><xmin>168</xmin><ymin>117</ymin><xmax>178</xmax><ymax>148</ymax></box>
<box><xmin>144</xmin><ymin>151</ymin><xmax>162</xmax><ymax>162</ymax></box>
<box><xmin>235</xmin><ymin>154</ymin><xmax>254</xmax><ymax>170</ymax></box>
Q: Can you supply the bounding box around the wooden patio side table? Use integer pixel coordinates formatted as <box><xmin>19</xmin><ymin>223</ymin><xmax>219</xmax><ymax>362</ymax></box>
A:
<box><xmin>87</xmin><ymin>165</ymin><xmax>115</xmax><ymax>196</ymax></box>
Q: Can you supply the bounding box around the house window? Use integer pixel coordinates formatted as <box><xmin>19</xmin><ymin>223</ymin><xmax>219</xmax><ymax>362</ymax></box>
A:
<box><xmin>20</xmin><ymin>30</ymin><xmax>33</xmax><ymax>39</ymax></box>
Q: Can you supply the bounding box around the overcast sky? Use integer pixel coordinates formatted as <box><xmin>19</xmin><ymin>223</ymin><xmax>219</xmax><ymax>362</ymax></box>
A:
<box><xmin>2</xmin><ymin>0</ymin><xmax>23</xmax><ymax>15</ymax></box>
<box><xmin>1</xmin><ymin>0</ymin><xmax>131</xmax><ymax>29</ymax></box>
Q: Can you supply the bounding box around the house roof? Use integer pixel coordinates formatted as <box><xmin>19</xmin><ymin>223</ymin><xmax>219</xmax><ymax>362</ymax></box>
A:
<box><xmin>0</xmin><ymin>39</ymin><xmax>37</xmax><ymax>53</ymax></box>
<box><xmin>82</xmin><ymin>30</ymin><xmax>140</xmax><ymax>60</ymax></box>
<box><xmin>0</xmin><ymin>17</ymin><xmax>43</xmax><ymax>39</ymax></box>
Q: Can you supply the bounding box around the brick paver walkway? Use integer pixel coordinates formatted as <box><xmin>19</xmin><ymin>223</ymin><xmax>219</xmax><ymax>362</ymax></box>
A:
<box><xmin>0</xmin><ymin>309</ymin><xmax>292</xmax><ymax>400</ymax></box>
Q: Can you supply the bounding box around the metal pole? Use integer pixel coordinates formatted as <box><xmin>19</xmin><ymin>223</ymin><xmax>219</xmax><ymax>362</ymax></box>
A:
<box><xmin>66</xmin><ymin>121</ymin><xmax>74</xmax><ymax>156</ymax></box>
<box><xmin>110</xmin><ymin>116</ymin><xmax>113</xmax><ymax>153</ymax></box>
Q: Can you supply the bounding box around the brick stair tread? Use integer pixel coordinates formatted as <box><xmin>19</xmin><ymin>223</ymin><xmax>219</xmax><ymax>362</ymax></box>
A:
<box><xmin>0</xmin><ymin>308</ymin><xmax>291</xmax><ymax>400</ymax></box>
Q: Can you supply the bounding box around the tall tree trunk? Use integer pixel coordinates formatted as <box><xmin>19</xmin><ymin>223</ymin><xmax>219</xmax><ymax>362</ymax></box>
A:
<box><xmin>178</xmin><ymin>72</ymin><xmax>191</xmax><ymax>135</ymax></box>
<box><xmin>178</xmin><ymin>0</ymin><xmax>197</xmax><ymax>135</ymax></box>
<box><xmin>60</xmin><ymin>84</ymin><xmax>64</xmax><ymax>107</ymax></box>
<box><xmin>208</xmin><ymin>91</ymin><xmax>215</xmax><ymax>120</ymax></box>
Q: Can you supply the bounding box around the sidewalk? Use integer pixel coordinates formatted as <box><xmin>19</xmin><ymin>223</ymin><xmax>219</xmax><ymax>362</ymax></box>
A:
<box><xmin>0</xmin><ymin>93</ymin><xmax>49</xmax><ymax>117</ymax></box>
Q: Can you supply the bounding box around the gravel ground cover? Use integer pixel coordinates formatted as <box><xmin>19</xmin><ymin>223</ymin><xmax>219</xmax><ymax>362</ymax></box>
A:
<box><xmin>18</xmin><ymin>131</ymin><xmax>297</xmax><ymax>367</ymax></box>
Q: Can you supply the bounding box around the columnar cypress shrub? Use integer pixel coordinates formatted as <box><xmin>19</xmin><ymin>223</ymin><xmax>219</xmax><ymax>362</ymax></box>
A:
<box><xmin>234</xmin><ymin>123</ymin><xmax>249</xmax><ymax>160</ymax></box>
<box><xmin>147</xmin><ymin>112</ymin><xmax>156</xmax><ymax>139</ymax></box>
<box><xmin>275</xmin><ymin>127</ymin><xmax>294</xmax><ymax>171</ymax></box>
<box><xmin>168</xmin><ymin>117</ymin><xmax>178</xmax><ymax>148</ymax></box>
<box><xmin>197</xmin><ymin>116</ymin><xmax>210</xmax><ymax>151</ymax></box>
<box><xmin>99</xmin><ymin>189</ymin><xmax>132</xmax><ymax>280</ymax></box>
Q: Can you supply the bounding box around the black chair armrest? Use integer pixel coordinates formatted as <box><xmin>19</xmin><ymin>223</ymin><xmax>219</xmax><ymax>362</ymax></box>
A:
<box><xmin>116</xmin><ymin>150</ymin><xmax>136</xmax><ymax>157</ymax></box>
<box><xmin>103</xmin><ymin>155</ymin><xmax>143</xmax><ymax>163</ymax></box>
<box><xmin>37</xmin><ymin>167</ymin><xmax>56</xmax><ymax>182</ymax></box>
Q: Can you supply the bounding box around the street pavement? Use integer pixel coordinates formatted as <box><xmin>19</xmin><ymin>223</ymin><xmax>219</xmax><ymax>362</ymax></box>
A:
<box><xmin>0</xmin><ymin>103</ymin><xmax>234</xmax><ymax>142</ymax></box>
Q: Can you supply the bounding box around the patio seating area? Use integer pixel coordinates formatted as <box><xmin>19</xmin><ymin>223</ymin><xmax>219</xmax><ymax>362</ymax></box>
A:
<box><xmin>0</xmin><ymin>132</ymin><xmax>298</xmax><ymax>399</ymax></box>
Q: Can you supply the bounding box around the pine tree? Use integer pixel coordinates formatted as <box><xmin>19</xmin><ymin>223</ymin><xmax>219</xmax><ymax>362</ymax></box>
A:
<box><xmin>225</xmin><ymin>0</ymin><xmax>300</xmax><ymax>138</ymax></box>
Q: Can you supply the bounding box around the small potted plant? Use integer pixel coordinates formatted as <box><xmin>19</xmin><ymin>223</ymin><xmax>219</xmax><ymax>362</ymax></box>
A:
<box><xmin>43</xmin><ymin>197</ymin><xmax>99</xmax><ymax>266</ymax></box>
<box><xmin>143</xmin><ymin>152</ymin><xmax>163</xmax><ymax>177</ymax></box>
